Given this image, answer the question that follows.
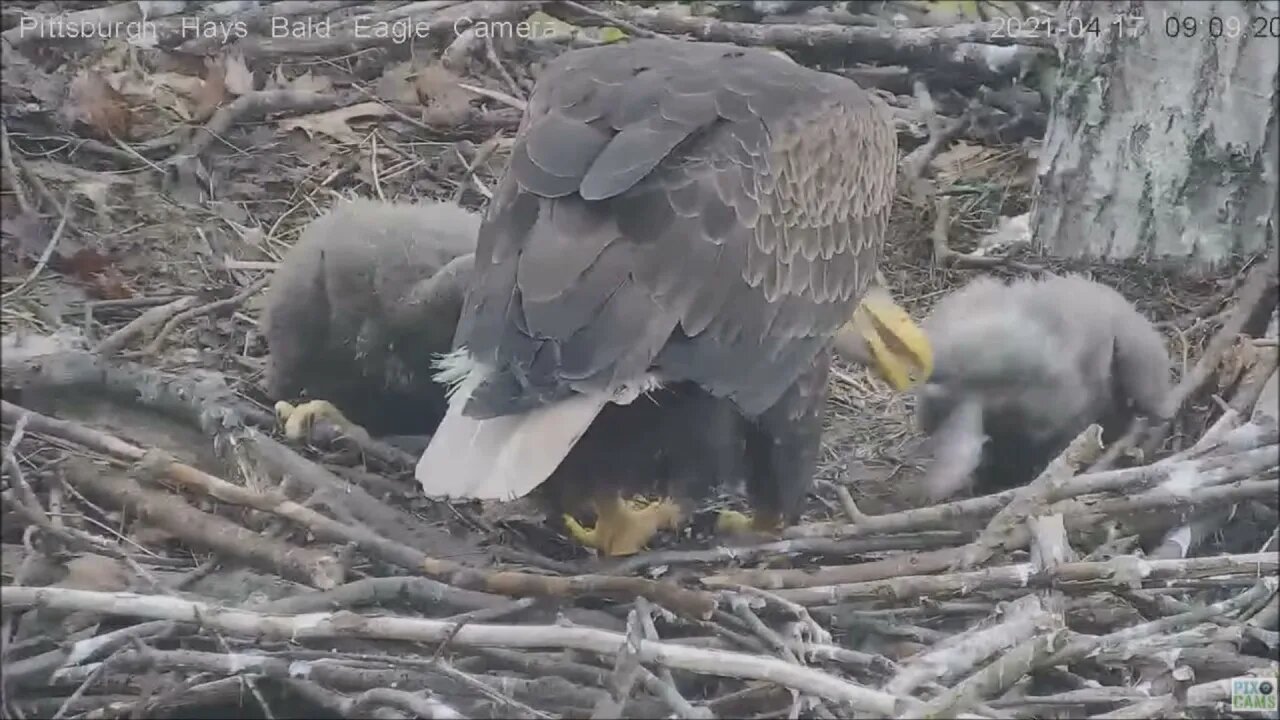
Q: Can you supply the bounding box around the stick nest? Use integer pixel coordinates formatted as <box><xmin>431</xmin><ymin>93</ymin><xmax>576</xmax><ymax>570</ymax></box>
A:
<box><xmin>2</xmin><ymin>2</ymin><xmax>1277</xmax><ymax>719</ymax></box>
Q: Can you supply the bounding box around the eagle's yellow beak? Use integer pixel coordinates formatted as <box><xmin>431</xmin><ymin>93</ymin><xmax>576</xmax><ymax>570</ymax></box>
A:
<box><xmin>842</xmin><ymin>286</ymin><xmax>933</xmax><ymax>391</ymax></box>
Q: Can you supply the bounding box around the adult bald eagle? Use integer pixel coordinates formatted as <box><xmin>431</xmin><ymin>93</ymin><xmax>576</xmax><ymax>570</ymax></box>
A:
<box><xmin>417</xmin><ymin>39</ymin><xmax>933</xmax><ymax>556</ymax></box>
<box><xmin>916</xmin><ymin>274</ymin><xmax>1172</xmax><ymax>501</ymax></box>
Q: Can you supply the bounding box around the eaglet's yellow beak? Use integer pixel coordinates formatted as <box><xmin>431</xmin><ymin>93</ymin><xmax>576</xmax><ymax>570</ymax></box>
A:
<box><xmin>835</xmin><ymin>285</ymin><xmax>933</xmax><ymax>391</ymax></box>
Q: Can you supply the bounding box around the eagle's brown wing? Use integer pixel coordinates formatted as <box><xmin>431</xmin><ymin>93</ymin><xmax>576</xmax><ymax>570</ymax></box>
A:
<box><xmin>456</xmin><ymin>39</ymin><xmax>897</xmax><ymax>419</ymax></box>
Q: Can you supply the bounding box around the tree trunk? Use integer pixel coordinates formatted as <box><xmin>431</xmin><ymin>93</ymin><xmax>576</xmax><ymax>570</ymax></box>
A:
<box><xmin>1031</xmin><ymin>0</ymin><xmax>1278</xmax><ymax>269</ymax></box>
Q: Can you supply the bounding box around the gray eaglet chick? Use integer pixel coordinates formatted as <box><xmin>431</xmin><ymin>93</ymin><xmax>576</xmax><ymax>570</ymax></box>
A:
<box><xmin>262</xmin><ymin>198</ymin><xmax>478</xmax><ymax>441</ymax></box>
<box><xmin>916</xmin><ymin>273</ymin><xmax>1173</xmax><ymax>501</ymax></box>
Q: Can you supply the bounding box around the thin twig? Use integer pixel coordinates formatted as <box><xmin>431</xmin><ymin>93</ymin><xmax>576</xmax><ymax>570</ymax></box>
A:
<box><xmin>3</xmin><ymin>195</ymin><xmax>74</xmax><ymax>300</ymax></box>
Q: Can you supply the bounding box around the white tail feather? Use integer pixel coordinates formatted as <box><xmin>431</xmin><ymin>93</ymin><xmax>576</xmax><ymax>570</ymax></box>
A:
<box><xmin>431</xmin><ymin>347</ymin><xmax>480</xmax><ymax>400</ymax></box>
<box><xmin>416</xmin><ymin>391</ymin><xmax>609</xmax><ymax>500</ymax></box>
<box><xmin>418</xmin><ymin>347</ymin><xmax>663</xmax><ymax>500</ymax></box>
<box><xmin>417</xmin><ymin>349</ymin><xmax>611</xmax><ymax>500</ymax></box>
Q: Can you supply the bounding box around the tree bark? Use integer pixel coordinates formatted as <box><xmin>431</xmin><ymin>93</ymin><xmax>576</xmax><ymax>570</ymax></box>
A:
<box><xmin>1032</xmin><ymin>0</ymin><xmax>1278</xmax><ymax>268</ymax></box>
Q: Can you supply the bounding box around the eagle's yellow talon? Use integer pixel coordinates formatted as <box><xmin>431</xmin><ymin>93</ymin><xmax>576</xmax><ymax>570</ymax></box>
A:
<box><xmin>562</xmin><ymin>513</ymin><xmax>596</xmax><ymax>546</ymax></box>
<box><xmin>274</xmin><ymin>400</ymin><xmax>297</xmax><ymax>422</ymax></box>
<box><xmin>275</xmin><ymin>399</ymin><xmax>362</xmax><ymax>442</ymax></box>
<box><xmin>716</xmin><ymin>509</ymin><xmax>785</xmax><ymax>536</ymax></box>
<box><xmin>563</xmin><ymin>496</ymin><xmax>682</xmax><ymax>556</ymax></box>
<box><xmin>716</xmin><ymin>510</ymin><xmax>754</xmax><ymax>535</ymax></box>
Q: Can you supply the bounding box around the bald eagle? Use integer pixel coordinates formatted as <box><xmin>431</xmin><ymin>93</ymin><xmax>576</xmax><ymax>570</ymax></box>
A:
<box><xmin>916</xmin><ymin>274</ymin><xmax>1173</xmax><ymax>501</ymax></box>
<box><xmin>263</xmin><ymin>198</ymin><xmax>478</xmax><ymax>443</ymax></box>
<box><xmin>416</xmin><ymin>39</ymin><xmax>933</xmax><ymax>556</ymax></box>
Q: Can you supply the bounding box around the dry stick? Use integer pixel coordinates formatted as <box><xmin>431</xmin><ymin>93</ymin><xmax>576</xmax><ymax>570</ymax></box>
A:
<box><xmin>555</xmin><ymin>0</ymin><xmax>661</xmax><ymax>38</ymax></box>
<box><xmin>0</xmin><ymin>587</ymin><xmax>909</xmax><ymax>717</ymax></box>
<box><xmin>350</xmin><ymin>688</ymin><xmax>463</xmax><ymax>720</ymax></box>
<box><xmin>93</xmin><ymin>296</ymin><xmax>197</xmax><ymax>356</ymax></box>
<box><xmin>1149</xmin><ymin>351</ymin><xmax>1279</xmax><ymax>559</ymax></box>
<box><xmin>883</xmin><ymin>594</ymin><xmax>1052</xmax><ymax>696</ymax></box>
<box><xmin>243</xmin><ymin>434</ymin><xmax>422</xmax><ymax>538</ymax></box>
<box><xmin>248</xmin><ymin>576</ymin><xmax>507</xmax><ymax>615</ymax></box>
<box><xmin>730</xmin><ymin>585</ymin><xmax>832</xmax><ymax>647</ymax></box>
<box><xmin>592</xmin><ymin>610</ymin><xmax>646</xmax><ymax>719</ymax></box>
<box><xmin>0</xmin><ymin>399</ymin><xmax>716</xmax><ymax>618</ymax></box>
<box><xmin>928</xmin><ymin>192</ymin><xmax>1039</xmax><ymax>272</ymax></box>
<box><xmin>59</xmin><ymin>457</ymin><xmax>343</xmax><ymax>590</ymax></box>
<box><xmin>953</xmin><ymin>425</ymin><xmax>1106</xmax><ymax>570</ymax></box>
<box><xmin>1027</xmin><ymin>513</ymin><xmax>1077</xmax><ymax>569</ymax></box>
<box><xmin>167</xmin><ymin>91</ymin><xmax>349</xmax><ymax>163</ymax></box>
<box><xmin>703</xmin><ymin>545</ymin><xmax>965</xmax><ymax>590</ymax></box>
<box><xmin>61</xmin><ymin>647</ymin><xmax>466</xmax><ymax>719</ymax></box>
<box><xmin>3</xmin><ymin>195</ymin><xmax>74</xmax><ymax>300</ymax></box>
<box><xmin>728</xmin><ymin>596</ymin><xmax>802</xmax><ymax>665</ymax></box>
<box><xmin>611</xmin><ymin>531</ymin><xmax>969</xmax><ymax>577</ymax></box>
<box><xmin>138</xmin><ymin>275</ymin><xmax>270</xmax><ymax>355</ymax></box>
<box><xmin>915</xmin><ymin>628</ymin><xmax>1069</xmax><ymax>720</ymax></box>
<box><xmin>782</xmin><ymin>490</ymin><xmax>1017</xmax><ymax>539</ymax></box>
<box><xmin>1052</xmin><ymin>477</ymin><xmax>1279</xmax><ymax>520</ymax></box>
<box><xmin>1045</xmin><ymin>580</ymin><xmax>1276</xmax><ymax>669</ymax></box>
<box><xmin>1091</xmin><ymin>696</ymin><xmax>1180</xmax><ymax>719</ymax></box>
<box><xmin>986</xmin><ymin>687</ymin><xmax>1150</xmax><ymax>710</ymax></box>
<box><xmin>483</xmin><ymin>33</ymin><xmax>525</xmax><ymax>101</ymax></box>
<box><xmin>782</xmin><ymin>434</ymin><xmax>1272</xmax><ymax>542</ymax></box>
<box><xmin>1055</xmin><ymin>443</ymin><xmax>1277</xmax><ymax>498</ymax></box>
<box><xmin>416</xmin><ymin>556</ymin><xmax>717</xmax><ymax>622</ymax></box>
<box><xmin>771</xmin><ymin>552</ymin><xmax>1278</xmax><ymax>606</ymax></box>
<box><xmin>631</xmin><ymin>596</ymin><xmax>708</xmax><ymax>720</ymax></box>
<box><xmin>0</xmin><ymin>121</ymin><xmax>34</xmax><ymax>213</ymax></box>
<box><xmin>4</xmin><ymin>620</ymin><xmax>177</xmax><ymax>690</ymax></box>
<box><xmin>1094</xmin><ymin>257</ymin><xmax>1279</xmax><ymax>471</ymax></box>
<box><xmin>455</xmin><ymin>81</ymin><xmax>526</xmax><ymax>111</ymax></box>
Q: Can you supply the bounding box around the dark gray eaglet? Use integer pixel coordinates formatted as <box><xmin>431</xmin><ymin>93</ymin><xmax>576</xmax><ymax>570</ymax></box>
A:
<box><xmin>416</xmin><ymin>39</ymin><xmax>933</xmax><ymax>556</ymax></box>
<box><xmin>916</xmin><ymin>274</ymin><xmax>1173</xmax><ymax>501</ymax></box>
<box><xmin>263</xmin><ymin>198</ymin><xmax>477</xmax><ymax>444</ymax></box>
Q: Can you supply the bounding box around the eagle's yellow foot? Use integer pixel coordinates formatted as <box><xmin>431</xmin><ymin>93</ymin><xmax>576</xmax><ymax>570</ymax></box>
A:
<box><xmin>563</xmin><ymin>495</ymin><xmax>682</xmax><ymax>556</ymax></box>
<box><xmin>716</xmin><ymin>510</ymin><xmax>785</xmax><ymax>537</ymax></box>
<box><xmin>274</xmin><ymin>399</ymin><xmax>368</xmax><ymax>442</ymax></box>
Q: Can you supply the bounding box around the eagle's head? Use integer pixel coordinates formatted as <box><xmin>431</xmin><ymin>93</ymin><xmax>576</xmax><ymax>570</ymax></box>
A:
<box><xmin>834</xmin><ymin>284</ymin><xmax>934</xmax><ymax>391</ymax></box>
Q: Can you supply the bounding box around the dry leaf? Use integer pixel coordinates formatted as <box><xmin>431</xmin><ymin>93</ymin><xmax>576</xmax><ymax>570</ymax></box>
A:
<box><xmin>107</xmin><ymin>70</ymin><xmax>204</xmax><ymax>123</ymax></box>
<box><xmin>223</xmin><ymin>52</ymin><xmax>254</xmax><ymax>96</ymax></box>
<box><xmin>415</xmin><ymin>63</ymin><xmax>466</xmax><ymax>106</ymax></box>
<box><xmin>64</xmin><ymin>70</ymin><xmax>131</xmax><ymax>139</ymax></box>
<box><xmin>415</xmin><ymin>64</ymin><xmax>472</xmax><ymax>125</ymax></box>
<box><xmin>85</xmin><ymin>265</ymin><xmax>135</xmax><ymax>300</ymax></box>
<box><xmin>0</xmin><ymin>210</ymin><xmax>52</xmax><ymax>262</ymax></box>
<box><xmin>1217</xmin><ymin>337</ymin><xmax>1259</xmax><ymax>392</ymax></box>
<box><xmin>278</xmin><ymin>102</ymin><xmax>394</xmax><ymax>144</ymax></box>
<box><xmin>192</xmin><ymin>59</ymin><xmax>227</xmax><ymax>122</ymax></box>
<box><xmin>56</xmin><ymin>247</ymin><xmax>113</xmax><ymax>278</ymax></box>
